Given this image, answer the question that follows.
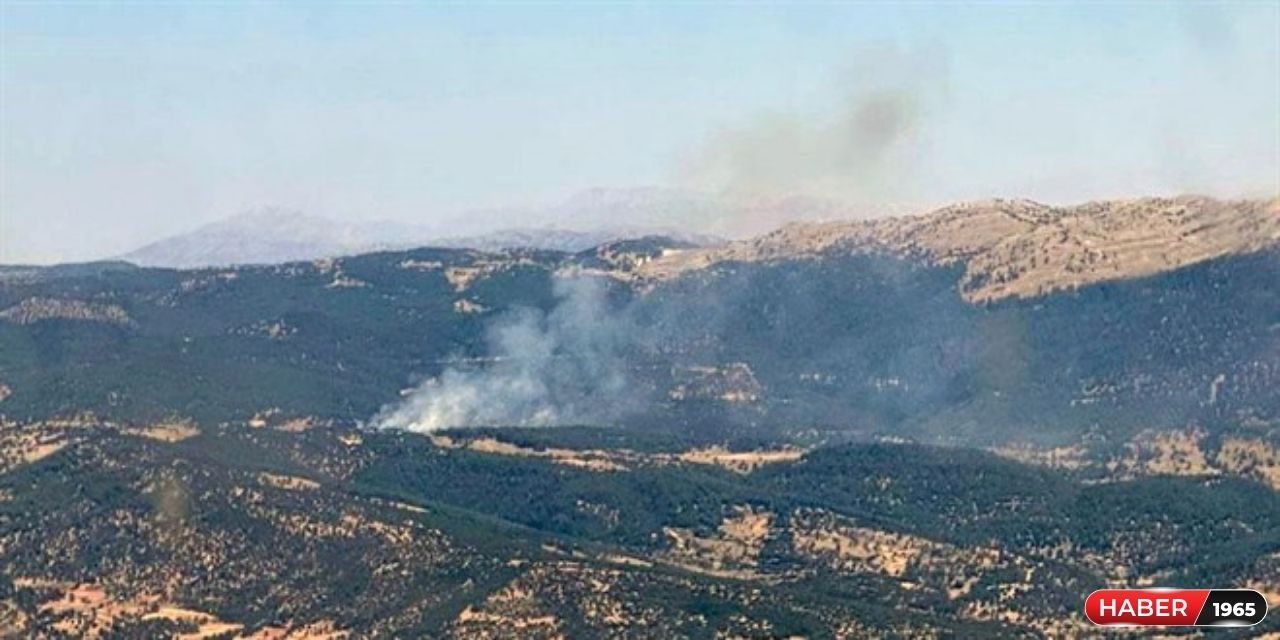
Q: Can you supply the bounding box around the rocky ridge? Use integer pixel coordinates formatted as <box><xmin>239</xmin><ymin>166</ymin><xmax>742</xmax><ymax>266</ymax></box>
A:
<box><xmin>638</xmin><ymin>195</ymin><xmax>1280</xmax><ymax>302</ymax></box>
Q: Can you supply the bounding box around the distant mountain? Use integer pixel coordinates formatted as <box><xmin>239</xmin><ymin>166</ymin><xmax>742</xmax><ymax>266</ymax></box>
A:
<box><xmin>117</xmin><ymin>192</ymin><xmax>735</xmax><ymax>268</ymax></box>
<box><xmin>119</xmin><ymin>209</ymin><xmax>421</xmax><ymax>268</ymax></box>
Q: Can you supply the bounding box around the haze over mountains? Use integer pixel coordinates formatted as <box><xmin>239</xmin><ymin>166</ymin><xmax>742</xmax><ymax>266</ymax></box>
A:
<box><xmin>117</xmin><ymin>187</ymin><xmax>866</xmax><ymax>269</ymax></box>
<box><xmin>117</xmin><ymin>208</ymin><xmax>682</xmax><ymax>269</ymax></box>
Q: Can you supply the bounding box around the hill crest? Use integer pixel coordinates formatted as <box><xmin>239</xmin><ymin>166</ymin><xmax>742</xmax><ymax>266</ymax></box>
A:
<box><xmin>638</xmin><ymin>195</ymin><xmax>1280</xmax><ymax>301</ymax></box>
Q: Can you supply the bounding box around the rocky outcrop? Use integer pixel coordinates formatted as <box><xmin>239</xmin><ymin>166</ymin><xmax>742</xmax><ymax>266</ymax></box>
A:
<box><xmin>0</xmin><ymin>297</ymin><xmax>133</xmax><ymax>326</ymax></box>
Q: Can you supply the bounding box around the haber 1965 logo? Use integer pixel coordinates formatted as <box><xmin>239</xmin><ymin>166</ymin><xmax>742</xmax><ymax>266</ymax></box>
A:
<box><xmin>1085</xmin><ymin>589</ymin><xmax>1267</xmax><ymax>627</ymax></box>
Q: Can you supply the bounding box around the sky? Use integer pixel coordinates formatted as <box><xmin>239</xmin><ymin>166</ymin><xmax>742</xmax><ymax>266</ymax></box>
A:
<box><xmin>1</xmin><ymin>2</ymin><xmax>1277</xmax><ymax>264</ymax></box>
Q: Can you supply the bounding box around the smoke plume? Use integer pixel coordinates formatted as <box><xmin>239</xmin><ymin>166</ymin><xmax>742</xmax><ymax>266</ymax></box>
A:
<box><xmin>373</xmin><ymin>276</ymin><xmax>640</xmax><ymax>432</ymax></box>
<box><xmin>682</xmin><ymin>47</ymin><xmax>948</xmax><ymax>205</ymax></box>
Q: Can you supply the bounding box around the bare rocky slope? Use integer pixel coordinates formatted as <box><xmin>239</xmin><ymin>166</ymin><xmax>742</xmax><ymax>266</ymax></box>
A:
<box><xmin>639</xmin><ymin>195</ymin><xmax>1280</xmax><ymax>302</ymax></box>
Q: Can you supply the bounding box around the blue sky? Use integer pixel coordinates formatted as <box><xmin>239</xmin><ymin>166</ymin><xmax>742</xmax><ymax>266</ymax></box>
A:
<box><xmin>2</xmin><ymin>2</ymin><xmax>1277</xmax><ymax>263</ymax></box>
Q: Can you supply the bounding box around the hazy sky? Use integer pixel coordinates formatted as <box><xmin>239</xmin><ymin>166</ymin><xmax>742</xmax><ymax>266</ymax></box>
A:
<box><xmin>2</xmin><ymin>2</ymin><xmax>1277</xmax><ymax>264</ymax></box>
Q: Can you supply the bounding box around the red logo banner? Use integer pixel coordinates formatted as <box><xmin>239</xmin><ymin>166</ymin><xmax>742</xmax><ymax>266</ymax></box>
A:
<box><xmin>1085</xmin><ymin>589</ymin><xmax>1210</xmax><ymax>626</ymax></box>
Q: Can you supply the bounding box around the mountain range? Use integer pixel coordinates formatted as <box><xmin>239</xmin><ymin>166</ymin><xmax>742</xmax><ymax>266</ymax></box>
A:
<box><xmin>1</xmin><ymin>194</ymin><xmax>1277</xmax><ymax>637</ymax></box>
<box><xmin>118</xmin><ymin>208</ymin><xmax>721</xmax><ymax>269</ymax></box>
<box><xmin>117</xmin><ymin>187</ymin><xmax>866</xmax><ymax>269</ymax></box>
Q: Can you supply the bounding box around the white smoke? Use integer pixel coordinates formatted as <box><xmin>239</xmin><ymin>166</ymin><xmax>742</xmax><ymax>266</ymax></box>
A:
<box><xmin>372</xmin><ymin>275</ymin><xmax>638</xmax><ymax>432</ymax></box>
